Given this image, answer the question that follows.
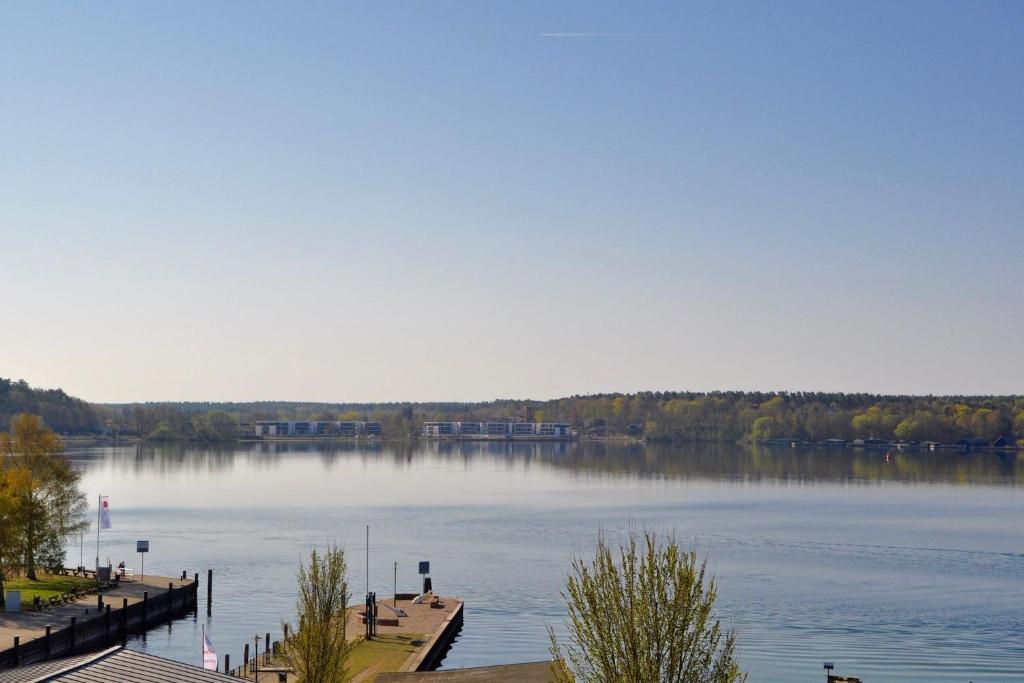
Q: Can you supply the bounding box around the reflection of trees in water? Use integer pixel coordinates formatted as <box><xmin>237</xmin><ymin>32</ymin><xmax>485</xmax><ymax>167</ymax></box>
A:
<box><xmin>71</xmin><ymin>441</ymin><xmax>1021</xmax><ymax>486</ymax></box>
<box><xmin>557</xmin><ymin>443</ymin><xmax>1021</xmax><ymax>485</ymax></box>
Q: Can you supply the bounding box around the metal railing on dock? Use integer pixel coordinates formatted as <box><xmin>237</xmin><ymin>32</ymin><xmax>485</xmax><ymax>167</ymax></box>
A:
<box><xmin>0</xmin><ymin>571</ymin><xmax>200</xmax><ymax>670</ymax></box>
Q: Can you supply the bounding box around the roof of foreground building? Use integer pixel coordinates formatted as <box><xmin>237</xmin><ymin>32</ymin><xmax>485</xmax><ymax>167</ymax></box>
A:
<box><xmin>0</xmin><ymin>646</ymin><xmax>234</xmax><ymax>683</ymax></box>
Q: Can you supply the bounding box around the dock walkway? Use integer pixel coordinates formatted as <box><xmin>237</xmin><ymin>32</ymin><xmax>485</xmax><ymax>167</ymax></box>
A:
<box><xmin>0</xmin><ymin>574</ymin><xmax>197</xmax><ymax>669</ymax></box>
<box><xmin>243</xmin><ymin>595</ymin><xmax>463</xmax><ymax>682</ymax></box>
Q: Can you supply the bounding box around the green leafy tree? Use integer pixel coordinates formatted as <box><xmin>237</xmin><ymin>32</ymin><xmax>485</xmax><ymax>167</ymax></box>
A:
<box><xmin>749</xmin><ymin>416</ymin><xmax>775</xmax><ymax>441</ymax></box>
<box><xmin>0</xmin><ymin>414</ymin><xmax>88</xmax><ymax>580</ymax></box>
<box><xmin>851</xmin><ymin>405</ymin><xmax>899</xmax><ymax>439</ymax></box>
<box><xmin>204</xmin><ymin>410</ymin><xmax>238</xmax><ymax>441</ymax></box>
<box><xmin>549</xmin><ymin>532</ymin><xmax>746</xmax><ymax>683</ymax></box>
<box><xmin>283</xmin><ymin>545</ymin><xmax>353</xmax><ymax>683</ymax></box>
<box><xmin>0</xmin><ymin>466</ymin><xmax>30</xmax><ymax>607</ymax></box>
<box><xmin>148</xmin><ymin>421</ymin><xmax>177</xmax><ymax>441</ymax></box>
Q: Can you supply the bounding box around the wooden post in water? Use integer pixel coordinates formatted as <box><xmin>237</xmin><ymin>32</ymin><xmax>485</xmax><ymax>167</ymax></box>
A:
<box><xmin>142</xmin><ymin>591</ymin><xmax>148</xmax><ymax>627</ymax></box>
<box><xmin>168</xmin><ymin>582</ymin><xmax>174</xmax><ymax>615</ymax></box>
<box><xmin>224</xmin><ymin>653</ymin><xmax>230</xmax><ymax>675</ymax></box>
<box><xmin>265</xmin><ymin>633</ymin><xmax>270</xmax><ymax>662</ymax></box>
<box><xmin>120</xmin><ymin>598</ymin><xmax>128</xmax><ymax>643</ymax></box>
<box><xmin>243</xmin><ymin>643</ymin><xmax>249</xmax><ymax>675</ymax></box>
<box><xmin>44</xmin><ymin>625</ymin><xmax>51</xmax><ymax>659</ymax></box>
<box><xmin>69</xmin><ymin>616</ymin><xmax>77</xmax><ymax>654</ymax></box>
<box><xmin>12</xmin><ymin>636</ymin><xmax>19</xmax><ymax>666</ymax></box>
<box><xmin>104</xmin><ymin>604</ymin><xmax>111</xmax><ymax>640</ymax></box>
<box><xmin>207</xmin><ymin>569</ymin><xmax>213</xmax><ymax>615</ymax></box>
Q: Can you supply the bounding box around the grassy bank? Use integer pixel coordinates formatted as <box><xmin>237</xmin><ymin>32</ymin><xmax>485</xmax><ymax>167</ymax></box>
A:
<box><xmin>347</xmin><ymin>633</ymin><xmax>425</xmax><ymax>678</ymax></box>
<box><xmin>3</xmin><ymin>574</ymin><xmax>94</xmax><ymax>602</ymax></box>
<box><xmin>254</xmin><ymin>633</ymin><xmax>425</xmax><ymax>681</ymax></box>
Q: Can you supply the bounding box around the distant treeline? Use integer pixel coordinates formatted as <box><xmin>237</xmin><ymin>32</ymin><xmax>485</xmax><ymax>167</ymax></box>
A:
<box><xmin>2</xmin><ymin>379</ymin><xmax>1023</xmax><ymax>445</ymax></box>
<box><xmin>0</xmin><ymin>378</ymin><xmax>103</xmax><ymax>434</ymax></box>
<box><xmin>101</xmin><ymin>401</ymin><xmax>422</xmax><ymax>441</ymax></box>
<box><xmin>484</xmin><ymin>392</ymin><xmax>1024</xmax><ymax>445</ymax></box>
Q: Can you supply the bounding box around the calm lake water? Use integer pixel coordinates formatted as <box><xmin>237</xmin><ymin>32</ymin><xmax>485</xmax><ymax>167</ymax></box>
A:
<box><xmin>63</xmin><ymin>441</ymin><xmax>1023</xmax><ymax>682</ymax></box>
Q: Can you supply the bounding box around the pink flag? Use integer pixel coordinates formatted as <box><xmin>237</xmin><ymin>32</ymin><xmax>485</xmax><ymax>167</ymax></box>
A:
<box><xmin>202</xmin><ymin>627</ymin><xmax>217</xmax><ymax>671</ymax></box>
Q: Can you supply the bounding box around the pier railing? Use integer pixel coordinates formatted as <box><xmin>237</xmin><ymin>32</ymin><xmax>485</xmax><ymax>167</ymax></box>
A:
<box><xmin>0</xmin><ymin>577</ymin><xmax>199</xmax><ymax>670</ymax></box>
<box><xmin>221</xmin><ymin>632</ymin><xmax>284</xmax><ymax>678</ymax></box>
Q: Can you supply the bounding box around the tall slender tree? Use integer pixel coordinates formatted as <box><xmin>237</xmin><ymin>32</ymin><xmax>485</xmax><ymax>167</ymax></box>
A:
<box><xmin>282</xmin><ymin>545</ymin><xmax>353</xmax><ymax>683</ymax></box>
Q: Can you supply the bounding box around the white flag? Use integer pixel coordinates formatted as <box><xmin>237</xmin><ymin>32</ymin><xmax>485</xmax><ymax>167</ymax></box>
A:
<box><xmin>202</xmin><ymin>627</ymin><xmax>218</xmax><ymax>671</ymax></box>
<box><xmin>99</xmin><ymin>496</ymin><xmax>112</xmax><ymax>530</ymax></box>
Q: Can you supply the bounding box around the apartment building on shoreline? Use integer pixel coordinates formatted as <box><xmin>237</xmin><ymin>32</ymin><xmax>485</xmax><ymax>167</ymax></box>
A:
<box><xmin>253</xmin><ymin>420</ymin><xmax>382</xmax><ymax>438</ymax></box>
<box><xmin>422</xmin><ymin>421</ymin><xmax>572</xmax><ymax>439</ymax></box>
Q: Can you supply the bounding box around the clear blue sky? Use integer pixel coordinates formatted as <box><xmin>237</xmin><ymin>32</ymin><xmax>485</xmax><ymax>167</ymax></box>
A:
<box><xmin>1</xmin><ymin>1</ymin><xmax>1021</xmax><ymax>402</ymax></box>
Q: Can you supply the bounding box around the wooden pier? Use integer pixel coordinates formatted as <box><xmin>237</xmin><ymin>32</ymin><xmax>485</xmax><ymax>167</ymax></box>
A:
<box><xmin>0</xmin><ymin>571</ymin><xmax>199</xmax><ymax>671</ymax></box>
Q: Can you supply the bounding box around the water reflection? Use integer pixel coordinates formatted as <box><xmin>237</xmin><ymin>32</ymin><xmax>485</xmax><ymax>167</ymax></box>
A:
<box><xmin>62</xmin><ymin>441</ymin><xmax>1023</xmax><ymax>682</ymax></box>
<box><xmin>67</xmin><ymin>440</ymin><xmax>1021</xmax><ymax>486</ymax></box>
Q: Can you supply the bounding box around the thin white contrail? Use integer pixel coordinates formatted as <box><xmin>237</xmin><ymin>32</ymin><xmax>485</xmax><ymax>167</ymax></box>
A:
<box><xmin>540</xmin><ymin>32</ymin><xmax>677</xmax><ymax>38</ymax></box>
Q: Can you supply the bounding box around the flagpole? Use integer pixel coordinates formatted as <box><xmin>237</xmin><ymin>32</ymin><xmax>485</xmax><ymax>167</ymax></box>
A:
<box><xmin>95</xmin><ymin>493</ymin><xmax>101</xmax><ymax>580</ymax></box>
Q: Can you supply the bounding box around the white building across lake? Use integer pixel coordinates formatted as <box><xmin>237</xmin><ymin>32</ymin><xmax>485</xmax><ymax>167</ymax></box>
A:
<box><xmin>422</xmin><ymin>421</ymin><xmax>571</xmax><ymax>439</ymax></box>
<box><xmin>253</xmin><ymin>420</ymin><xmax>382</xmax><ymax>437</ymax></box>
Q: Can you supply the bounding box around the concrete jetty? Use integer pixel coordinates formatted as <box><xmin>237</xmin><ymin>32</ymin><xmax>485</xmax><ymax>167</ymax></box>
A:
<box><xmin>377</xmin><ymin>662</ymin><xmax>552</xmax><ymax>682</ymax></box>
<box><xmin>241</xmin><ymin>595</ymin><xmax>463</xmax><ymax>681</ymax></box>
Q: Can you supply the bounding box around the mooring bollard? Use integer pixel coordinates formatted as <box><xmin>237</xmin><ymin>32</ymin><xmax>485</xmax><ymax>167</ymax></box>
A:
<box><xmin>97</xmin><ymin>593</ymin><xmax>103</xmax><ymax>610</ymax></box>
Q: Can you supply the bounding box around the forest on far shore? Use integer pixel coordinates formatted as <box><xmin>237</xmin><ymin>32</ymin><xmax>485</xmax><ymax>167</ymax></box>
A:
<box><xmin>2</xmin><ymin>377</ymin><xmax>1022</xmax><ymax>446</ymax></box>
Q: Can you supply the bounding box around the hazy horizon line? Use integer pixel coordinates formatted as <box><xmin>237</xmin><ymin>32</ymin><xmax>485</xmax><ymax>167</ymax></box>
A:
<box><xmin>90</xmin><ymin>389</ymin><xmax>1024</xmax><ymax>406</ymax></box>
